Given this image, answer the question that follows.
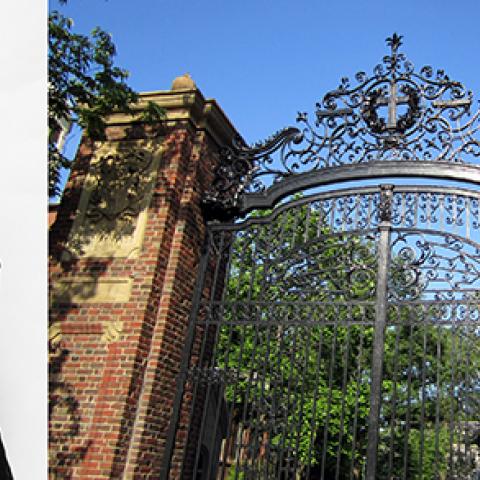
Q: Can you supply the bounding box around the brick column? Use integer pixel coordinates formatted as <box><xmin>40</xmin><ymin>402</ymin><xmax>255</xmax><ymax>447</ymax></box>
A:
<box><xmin>49</xmin><ymin>79</ymin><xmax>241</xmax><ymax>479</ymax></box>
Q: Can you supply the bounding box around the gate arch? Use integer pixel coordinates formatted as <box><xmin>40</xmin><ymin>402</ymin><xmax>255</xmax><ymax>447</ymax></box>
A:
<box><xmin>162</xmin><ymin>34</ymin><xmax>480</xmax><ymax>479</ymax></box>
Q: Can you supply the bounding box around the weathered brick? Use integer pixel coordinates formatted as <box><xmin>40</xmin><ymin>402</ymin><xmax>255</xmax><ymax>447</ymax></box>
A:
<box><xmin>49</xmin><ymin>85</ymin><xmax>240</xmax><ymax>479</ymax></box>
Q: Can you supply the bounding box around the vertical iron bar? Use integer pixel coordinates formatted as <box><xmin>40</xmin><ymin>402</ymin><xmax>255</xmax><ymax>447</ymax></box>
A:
<box><xmin>448</xmin><ymin>326</ymin><xmax>458</xmax><ymax>477</ymax></box>
<box><xmin>304</xmin><ymin>309</ymin><xmax>326</xmax><ymax>479</ymax></box>
<box><xmin>215</xmin><ymin>307</ymin><xmax>235</xmax><ymax>480</ymax></box>
<box><xmin>335</xmin><ymin>321</ymin><xmax>351</xmax><ymax>480</ymax></box>
<box><xmin>320</xmin><ymin>305</ymin><xmax>340</xmax><ymax>480</ymax></box>
<box><xmin>304</xmin><ymin>202</ymin><xmax>312</xmax><ymax>242</ymax></box>
<box><xmin>260</xmin><ymin>320</ymin><xmax>276</xmax><ymax>479</ymax></box>
<box><xmin>190</xmin><ymin>232</ymin><xmax>228</xmax><ymax>480</ymax></box>
<box><xmin>418</xmin><ymin>310</ymin><xmax>428</xmax><ymax>478</ymax></box>
<box><xmin>220</xmin><ymin>304</ymin><xmax>250</xmax><ymax>480</ymax></box>
<box><xmin>354</xmin><ymin>193</ymin><xmax>361</xmax><ymax>229</ymax></box>
<box><xmin>456</xmin><ymin>323</ymin><xmax>466</xmax><ymax>475</ymax></box>
<box><xmin>349</xmin><ymin>310</ymin><xmax>366</xmax><ymax>480</ymax></box>
<box><xmin>466</xmin><ymin>197</ymin><xmax>471</xmax><ymax>240</ymax></box>
<box><xmin>159</xmin><ymin>231</ymin><xmax>212</xmax><ymax>480</ymax></box>
<box><xmin>272</xmin><ymin>313</ymin><xmax>288</xmax><ymax>480</ymax></box>
<box><xmin>277</xmin><ymin>304</ymin><xmax>299</xmax><ymax>479</ymax></box>
<box><xmin>317</xmin><ymin>199</ymin><xmax>325</xmax><ymax>237</ymax></box>
<box><xmin>330</xmin><ymin>198</ymin><xmax>336</xmax><ymax>230</ymax></box>
<box><xmin>402</xmin><ymin>321</ymin><xmax>415</xmax><ymax>480</ymax></box>
<box><xmin>463</xmin><ymin>320</ymin><xmax>473</xmax><ymax>470</ymax></box>
<box><xmin>247</xmin><ymin>319</ymin><xmax>268</xmax><ymax>476</ymax></box>
<box><xmin>365</xmin><ymin>184</ymin><xmax>393</xmax><ymax>480</ymax></box>
<box><xmin>292</xmin><ymin>315</ymin><xmax>314</xmax><ymax>475</ymax></box>
<box><xmin>387</xmin><ymin>306</ymin><xmax>402</xmax><ymax>478</ymax></box>
<box><xmin>439</xmin><ymin>194</ymin><xmax>445</xmax><ymax>233</ymax></box>
<box><xmin>434</xmin><ymin>320</ymin><xmax>442</xmax><ymax>480</ymax></box>
<box><xmin>232</xmin><ymin>246</ymin><xmax>262</xmax><ymax>478</ymax></box>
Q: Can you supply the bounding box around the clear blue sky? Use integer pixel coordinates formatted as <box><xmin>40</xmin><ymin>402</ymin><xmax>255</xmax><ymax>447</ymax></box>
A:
<box><xmin>51</xmin><ymin>0</ymin><xmax>480</xmax><ymax>151</ymax></box>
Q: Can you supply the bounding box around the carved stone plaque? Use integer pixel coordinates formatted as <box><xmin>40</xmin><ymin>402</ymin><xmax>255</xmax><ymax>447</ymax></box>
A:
<box><xmin>64</xmin><ymin>140</ymin><xmax>162</xmax><ymax>259</ymax></box>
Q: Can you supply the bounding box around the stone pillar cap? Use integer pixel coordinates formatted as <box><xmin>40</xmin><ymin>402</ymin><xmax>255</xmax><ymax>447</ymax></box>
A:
<box><xmin>171</xmin><ymin>73</ymin><xmax>196</xmax><ymax>90</ymax></box>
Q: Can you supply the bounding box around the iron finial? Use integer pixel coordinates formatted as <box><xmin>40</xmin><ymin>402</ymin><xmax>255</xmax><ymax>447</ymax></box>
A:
<box><xmin>386</xmin><ymin>33</ymin><xmax>403</xmax><ymax>53</ymax></box>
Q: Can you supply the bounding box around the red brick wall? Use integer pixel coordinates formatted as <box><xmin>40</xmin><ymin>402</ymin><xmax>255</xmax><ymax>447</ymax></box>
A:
<box><xmin>49</xmin><ymin>91</ymin><xmax>239</xmax><ymax>479</ymax></box>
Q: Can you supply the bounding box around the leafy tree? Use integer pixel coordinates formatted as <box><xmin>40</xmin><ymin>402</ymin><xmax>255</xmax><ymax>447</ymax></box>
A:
<box><xmin>48</xmin><ymin>5</ymin><xmax>163</xmax><ymax>197</ymax></box>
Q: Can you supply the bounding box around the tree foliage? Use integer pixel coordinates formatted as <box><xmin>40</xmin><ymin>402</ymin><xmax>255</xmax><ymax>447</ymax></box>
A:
<box><xmin>48</xmin><ymin>8</ymin><xmax>163</xmax><ymax>197</ymax></box>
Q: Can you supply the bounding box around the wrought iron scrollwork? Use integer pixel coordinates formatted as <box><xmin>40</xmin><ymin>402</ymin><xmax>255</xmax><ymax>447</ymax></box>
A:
<box><xmin>389</xmin><ymin>231</ymin><xmax>480</xmax><ymax>301</ymax></box>
<box><xmin>203</xmin><ymin>128</ymin><xmax>303</xmax><ymax>218</ymax></box>
<box><xmin>204</xmin><ymin>34</ymin><xmax>480</xmax><ymax>218</ymax></box>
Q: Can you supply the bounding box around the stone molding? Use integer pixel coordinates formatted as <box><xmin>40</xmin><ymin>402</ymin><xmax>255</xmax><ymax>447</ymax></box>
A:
<box><xmin>105</xmin><ymin>88</ymin><xmax>243</xmax><ymax>149</ymax></box>
<box><xmin>51</xmin><ymin>276</ymin><xmax>133</xmax><ymax>304</ymax></box>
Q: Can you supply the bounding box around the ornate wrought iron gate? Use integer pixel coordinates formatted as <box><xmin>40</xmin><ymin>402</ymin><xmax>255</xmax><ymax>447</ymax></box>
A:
<box><xmin>162</xmin><ymin>34</ymin><xmax>480</xmax><ymax>479</ymax></box>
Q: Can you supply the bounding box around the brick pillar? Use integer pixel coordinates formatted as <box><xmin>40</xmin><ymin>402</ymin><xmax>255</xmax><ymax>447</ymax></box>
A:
<box><xmin>49</xmin><ymin>79</ymin><xmax>241</xmax><ymax>479</ymax></box>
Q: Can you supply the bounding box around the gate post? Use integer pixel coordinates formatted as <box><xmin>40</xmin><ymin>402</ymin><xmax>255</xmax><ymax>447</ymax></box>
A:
<box><xmin>48</xmin><ymin>76</ymin><xmax>242</xmax><ymax>479</ymax></box>
<box><xmin>365</xmin><ymin>184</ymin><xmax>393</xmax><ymax>480</ymax></box>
